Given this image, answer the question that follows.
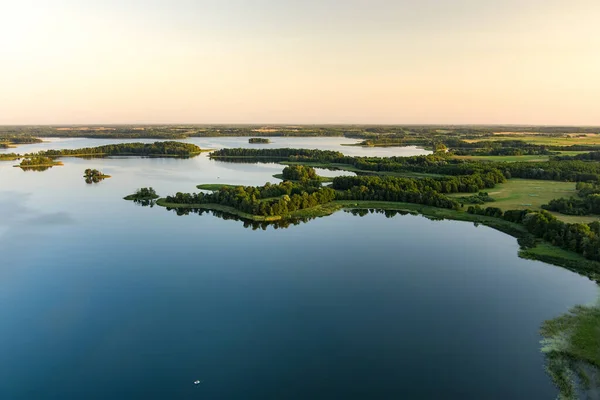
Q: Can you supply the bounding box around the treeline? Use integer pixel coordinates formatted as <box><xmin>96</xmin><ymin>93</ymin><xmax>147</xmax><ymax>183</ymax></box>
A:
<box><xmin>212</xmin><ymin>148</ymin><xmax>600</xmax><ymax>183</ymax></box>
<box><xmin>447</xmin><ymin>139</ymin><xmax>554</xmax><ymax>156</ymax></box>
<box><xmin>0</xmin><ymin>136</ymin><xmax>43</xmax><ymax>144</ymax></box>
<box><xmin>36</xmin><ymin>141</ymin><xmax>202</xmax><ymax>157</ymax></box>
<box><xmin>542</xmin><ymin>183</ymin><xmax>600</xmax><ymax>215</ymax></box>
<box><xmin>165</xmin><ymin>181</ymin><xmax>335</xmax><ymax>217</ymax></box>
<box><xmin>467</xmin><ymin>206</ymin><xmax>600</xmax><ymax>261</ymax></box>
<box><xmin>210</xmin><ymin>147</ymin><xmax>344</xmax><ymax>161</ymax></box>
<box><xmin>553</xmin><ymin>151</ymin><xmax>600</xmax><ymax>161</ymax></box>
<box><xmin>332</xmin><ymin>174</ymin><xmax>501</xmax><ymax>196</ymax></box>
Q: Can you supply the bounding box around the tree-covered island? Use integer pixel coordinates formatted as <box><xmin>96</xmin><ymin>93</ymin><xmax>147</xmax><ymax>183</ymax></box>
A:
<box><xmin>84</xmin><ymin>169</ymin><xmax>111</xmax><ymax>184</ymax></box>
<box><xmin>15</xmin><ymin>156</ymin><xmax>63</xmax><ymax>169</ymax></box>
<box><xmin>249</xmin><ymin>138</ymin><xmax>270</xmax><ymax>144</ymax></box>
<box><xmin>124</xmin><ymin>187</ymin><xmax>159</xmax><ymax>201</ymax></box>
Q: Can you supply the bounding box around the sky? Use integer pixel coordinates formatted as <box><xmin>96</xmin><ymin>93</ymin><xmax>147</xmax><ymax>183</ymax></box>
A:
<box><xmin>1</xmin><ymin>0</ymin><xmax>599</xmax><ymax>125</ymax></box>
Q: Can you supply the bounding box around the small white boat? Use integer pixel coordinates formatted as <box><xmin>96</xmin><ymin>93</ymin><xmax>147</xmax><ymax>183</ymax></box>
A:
<box><xmin>193</xmin><ymin>380</ymin><xmax>202</xmax><ymax>385</ymax></box>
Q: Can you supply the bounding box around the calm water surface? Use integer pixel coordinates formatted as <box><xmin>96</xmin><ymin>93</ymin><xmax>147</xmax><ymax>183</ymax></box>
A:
<box><xmin>0</xmin><ymin>139</ymin><xmax>597</xmax><ymax>399</ymax></box>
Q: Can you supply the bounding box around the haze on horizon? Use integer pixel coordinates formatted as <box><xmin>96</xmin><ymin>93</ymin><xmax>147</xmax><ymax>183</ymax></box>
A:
<box><xmin>1</xmin><ymin>0</ymin><xmax>599</xmax><ymax>126</ymax></box>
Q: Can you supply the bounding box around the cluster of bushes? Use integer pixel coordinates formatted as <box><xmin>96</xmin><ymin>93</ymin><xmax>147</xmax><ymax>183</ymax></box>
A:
<box><xmin>456</xmin><ymin>192</ymin><xmax>495</xmax><ymax>205</ymax></box>
<box><xmin>281</xmin><ymin>165</ymin><xmax>318</xmax><ymax>182</ymax></box>
<box><xmin>84</xmin><ymin>169</ymin><xmax>109</xmax><ymax>184</ymax></box>
<box><xmin>467</xmin><ymin>206</ymin><xmax>600</xmax><ymax>261</ymax></box>
<box><xmin>248</xmin><ymin>138</ymin><xmax>270</xmax><ymax>143</ymax></box>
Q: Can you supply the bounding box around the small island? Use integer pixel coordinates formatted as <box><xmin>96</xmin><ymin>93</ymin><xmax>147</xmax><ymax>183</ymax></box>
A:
<box><xmin>15</xmin><ymin>156</ymin><xmax>63</xmax><ymax>169</ymax></box>
<box><xmin>248</xmin><ymin>138</ymin><xmax>270</xmax><ymax>144</ymax></box>
<box><xmin>84</xmin><ymin>168</ymin><xmax>111</xmax><ymax>184</ymax></box>
<box><xmin>124</xmin><ymin>187</ymin><xmax>159</xmax><ymax>201</ymax></box>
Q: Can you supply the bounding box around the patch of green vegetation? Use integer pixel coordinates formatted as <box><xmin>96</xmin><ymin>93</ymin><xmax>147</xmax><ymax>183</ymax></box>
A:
<box><xmin>520</xmin><ymin>242</ymin><xmax>600</xmax><ymax>282</ymax></box>
<box><xmin>448</xmin><ymin>179</ymin><xmax>600</xmax><ymax>223</ymax></box>
<box><xmin>0</xmin><ymin>153</ymin><xmax>21</xmax><ymax>161</ymax></box>
<box><xmin>540</xmin><ymin>300</ymin><xmax>600</xmax><ymax>399</ymax></box>
<box><xmin>124</xmin><ymin>187</ymin><xmax>159</xmax><ymax>201</ymax></box>
<box><xmin>470</xmin><ymin>134</ymin><xmax>600</xmax><ymax>147</ymax></box>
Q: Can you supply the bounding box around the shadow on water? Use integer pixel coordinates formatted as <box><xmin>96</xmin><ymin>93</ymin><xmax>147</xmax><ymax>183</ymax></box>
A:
<box><xmin>132</xmin><ymin>199</ymin><xmax>157</xmax><ymax>207</ymax></box>
<box><xmin>160</xmin><ymin>206</ymin><xmax>421</xmax><ymax>231</ymax></box>
<box><xmin>164</xmin><ymin>207</ymin><xmax>317</xmax><ymax>230</ymax></box>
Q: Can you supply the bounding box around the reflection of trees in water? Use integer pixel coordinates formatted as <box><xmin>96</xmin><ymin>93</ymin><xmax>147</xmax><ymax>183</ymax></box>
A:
<box><xmin>20</xmin><ymin>166</ymin><xmax>52</xmax><ymax>172</ymax></box>
<box><xmin>162</xmin><ymin>206</ymin><xmax>420</xmax><ymax>230</ymax></box>
<box><xmin>85</xmin><ymin>176</ymin><xmax>107</xmax><ymax>184</ymax></box>
<box><xmin>164</xmin><ymin>207</ymin><xmax>316</xmax><ymax>230</ymax></box>
<box><xmin>133</xmin><ymin>199</ymin><xmax>157</xmax><ymax>207</ymax></box>
<box><xmin>344</xmin><ymin>208</ymin><xmax>413</xmax><ymax>218</ymax></box>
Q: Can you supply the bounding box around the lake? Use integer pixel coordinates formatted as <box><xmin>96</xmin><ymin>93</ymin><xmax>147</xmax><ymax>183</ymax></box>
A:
<box><xmin>0</xmin><ymin>138</ymin><xmax>597</xmax><ymax>399</ymax></box>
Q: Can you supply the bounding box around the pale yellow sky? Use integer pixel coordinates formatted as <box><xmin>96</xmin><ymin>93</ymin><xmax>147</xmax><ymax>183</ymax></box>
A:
<box><xmin>1</xmin><ymin>0</ymin><xmax>599</xmax><ymax>125</ymax></box>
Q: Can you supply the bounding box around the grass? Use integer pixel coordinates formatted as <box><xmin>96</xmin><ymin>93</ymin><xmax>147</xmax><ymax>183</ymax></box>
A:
<box><xmin>540</xmin><ymin>300</ymin><xmax>600</xmax><ymax>399</ymax></box>
<box><xmin>467</xmin><ymin>134</ymin><xmax>600</xmax><ymax>147</ymax></box>
<box><xmin>449</xmin><ymin>178</ymin><xmax>599</xmax><ymax>224</ymax></box>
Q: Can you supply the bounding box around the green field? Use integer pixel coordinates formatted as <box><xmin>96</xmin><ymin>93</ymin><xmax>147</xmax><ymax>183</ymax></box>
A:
<box><xmin>449</xmin><ymin>179</ymin><xmax>599</xmax><ymax>224</ymax></box>
<box><xmin>468</xmin><ymin>134</ymin><xmax>600</xmax><ymax>147</ymax></box>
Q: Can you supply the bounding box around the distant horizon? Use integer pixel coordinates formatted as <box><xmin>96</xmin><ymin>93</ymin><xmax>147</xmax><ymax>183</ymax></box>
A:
<box><xmin>3</xmin><ymin>123</ymin><xmax>600</xmax><ymax>128</ymax></box>
<box><xmin>3</xmin><ymin>1</ymin><xmax>599</xmax><ymax>125</ymax></box>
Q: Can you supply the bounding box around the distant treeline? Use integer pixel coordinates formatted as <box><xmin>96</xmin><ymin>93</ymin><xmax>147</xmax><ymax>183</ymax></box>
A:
<box><xmin>2</xmin><ymin>125</ymin><xmax>598</xmax><ymax>142</ymax></box>
<box><xmin>211</xmin><ymin>148</ymin><xmax>600</xmax><ymax>183</ymax></box>
<box><xmin>34</xmin><ymin>141</ymin><xmax>202</xmax><ymax>157</ymax></box>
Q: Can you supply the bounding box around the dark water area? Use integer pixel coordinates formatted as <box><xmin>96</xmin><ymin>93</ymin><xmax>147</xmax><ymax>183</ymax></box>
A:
<box><xmin>0</xmin><ymin>139</ymin><xmax>597</xmax><ymax>399</ymax></box>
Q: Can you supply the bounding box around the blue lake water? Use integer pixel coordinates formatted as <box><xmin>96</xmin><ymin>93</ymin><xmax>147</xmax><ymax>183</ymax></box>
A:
<box><xmin>0</xmin><ymin>138</ymin><xmax>597</xmax><ymax>399</ymax></box>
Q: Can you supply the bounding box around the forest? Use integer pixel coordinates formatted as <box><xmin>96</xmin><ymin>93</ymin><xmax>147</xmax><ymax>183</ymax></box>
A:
<box><xmin>36</xmin><ymin>141</ymin><xmax>202</xmax><ymax>157</ymax></box>
<box><xmin>211</xmin><ymin>148</ymin><xmax>600</xmax><ymax>183</ymax></box>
